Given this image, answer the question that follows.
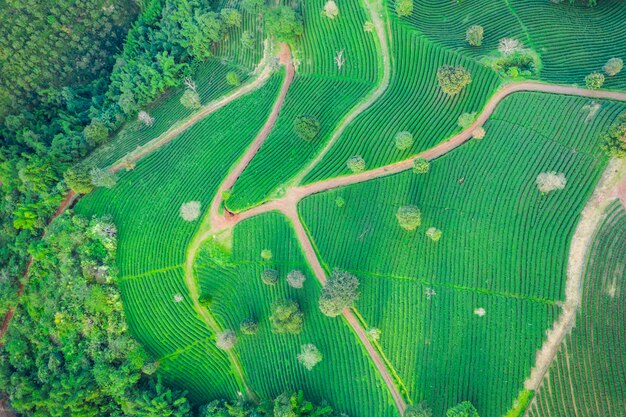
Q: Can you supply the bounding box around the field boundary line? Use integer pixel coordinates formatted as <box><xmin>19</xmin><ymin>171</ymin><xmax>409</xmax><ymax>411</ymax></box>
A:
<box><xmin>158</xmin><ymin>335</ymin><xmax>213</xmax><ymax>362</ymax></box>
<box><xmin>118</xmin><ymin>264</ymin><xmax>184</xmax><ymax>282</ymax></box>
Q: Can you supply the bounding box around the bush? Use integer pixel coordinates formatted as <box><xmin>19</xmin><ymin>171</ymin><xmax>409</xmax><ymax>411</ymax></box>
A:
<box><xmin>446</xmin><ymin>401</ymin><xmax>480</xmax><ymax>417</ymax></box>
<box><xmin>466</xmin><ymin>25</ymin><xmax>484</xmax><ymax>47</ymax></box>
<box><xmin>323</xmin><ymin>0</ymin><xmax>339</xmax><ymax>19</ymax></box>
<box><xmin>216</xmin><ymin>330</ymin><xmax>236</xmax><ymax>350</ymax></box>
<box><xmin>297</xmin><ymin>344</ymin><xmax>323</xmax><ymax>370</ymax></box>
<box><xmin>83</xmin><ymin>120</ymin><xmax>109</xmax><ymax>145</ymax></box>
<box><xmin>413</xmin><ymin>157</ymin><xmax>430</xmax><ymax>174</ymax></box>
<box><xmin>437</xmin><ymin>65</ymin><xmax>471</xmax><ymax>96</ymax></box>
<box><xmin>536</xmin><ymin>172</ymin><xmax>567</xmax><ymax>193</ymax></box>
<box><xmin>405</xmin><ymin>402</ymin><xmax>433</xmax><ymax>417</ymax></box>
<box><xmin>346</xmin><ymin>155</ymin><xmax>366</xmax><ymax>173</ymax></box>
<box><xmin>426</xmin><ymin>227</ymin><xmax>442</xmax><ymax>242</ymax></box>
<box><xmin>319</xmin><ymin>269</ymin><xmax>359</xmax><ymax>317</ymax></box>
<box><xmin>180</xmin><ymin>201</ymin><xmax>201</xmax><ymax>221</ymax></box>
<box><xmin>137</xmin><ymin>110</ymin><xmax>155</xmax><ymax>127</ymax></box>
<box><xmin>585</xmin><ymin>72</ymin><xmax>605</xmax><ymax>90</ymax></box>
<box><xmin>366</xmin><ymin>327</ymin><xmax>381</xmax><ymax>341</ymax></box>
<box><xmin>260</xmin><ymin>249</ymin><xmax>273</xmax><ymax>261</ymax></box>
<box><xmin>492</xmin><ymin>50</ymin><xmax>539</xmax><ymax>78</ymax></box>
<box><xmin>261</xmin><ymin>269</ymin><xmax>279</xmax><ymax>286</ymax></box>
<box><xmin>396</xmin><ymin>205</ymin><xmax>422</xmax><ymax>231</ymax></box>
<box><xmin>265</xmin><ymin>6</ymin><xmax>304</xmax><ymax>43</ymax></box>
<box><xmin>396</xmin><ymin>0</ymin><xmax>414</xmax><ymax>17</ymax></box>
<box><xmin>600</xmin><ymin>113</ymin><xmax>626</xmax><ymax>157</ymax></box>
<box><xmin>286</xmin><ymin>270</ymin><xmax>306</xmax><ymax>288</ymax></box>
<box><xmin>226</xmin><ymin>71</ymin><xmax>240</xmax><ymax>86</ymax></box>
<box><xmin>90</xmin><ymin>168</ymin><xmax>117</xmax><ymax>189</ymax></box>
<box><xmin>604</xmin><ymin>57</ymin><xmax>623</xmax><ymax>76</ymax></box>
<box><xmin>335</xmin><ymin>196</ymin><xmax>346</xmax><ymax>208</ymax></box>
<box><xmin>64</xmin><ymin>166</ymin><xmax>94</xmax><ymax>194</ymax></box>
<box><xmin>240</xmin><ymin>318</ymin><xmax>258</xmax><ymax>335</ymax></box>
<box><xmin>180</xmin><ymin>89</ymin><xmax>201</xmax><ymax>109</ymax></box>
<box><xmin>472</xmin><ymin>127</ymin><xmax>486</xmax><ymax>140</ymax></box>
<box><xmin>458</xmin><ymin>112</ymin><xmax>477</xmax><ymax>129</ymax></box>
<box><xmin>395</xmin><ymin>131</ymin><xmax>414</xmax><ymax>151</ymax></box>
<box><xmin>270</xmin><ymin>299</ymin><xmax>304</xmax><ymax>334</ymax></box>
<box><xmin>293</xmin><ymin>115</ymin><xmax>320</xmax><ymax>141</ymax></box>
<box><xmin>498</xmin><ymin>38</ymin><xmax>521</xmax><ymax>55</ymax></box>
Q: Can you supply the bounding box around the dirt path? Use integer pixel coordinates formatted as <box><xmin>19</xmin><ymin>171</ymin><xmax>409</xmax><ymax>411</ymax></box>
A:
<box><xmin>524</xmin><ymin>158</ymin><xmax>626</xmax><ymax>392</ymax></box>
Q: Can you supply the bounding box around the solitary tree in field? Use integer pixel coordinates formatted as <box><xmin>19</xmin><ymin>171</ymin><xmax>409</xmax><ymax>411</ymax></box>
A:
<box><xmin>287</xmin><ymin>270</ymin><xmax>306</xmax><ymax>288</ymax></box>
<box><xmin>226</xmin><ymin>71</ymin><xmax>240</xmax><ymax>86</ymax></box>
<box><xmin>396</xmin><ymin>205</ymin><xmax>422</xmax><ymax>231</ymax></box>
<box><xmin>457</xmin><ymin>112</ymin><xmax>477</xmax><ymax>129</ymax></box>
<box><xmin>536</xmin><ymin>172</ymin><xmax>567</xmax><ymax>193</ymax></box>
<box><xmin>323</xmin><ymin>0</ymin><xmax>339</xmax><ymax>19</ymax></box>
<box><xmin>240</xmin><ymin>318</ymin><xmax>258</xmax><ymax>335</ymax></box>
<box><xmin>395</xmin><ymin>131</ymin><xmax>414</xmax><ymax>151</ymax></box>
<box><xmin>270</xmin><ymin>299</ymin><xmax>304</xmax><ymax>334</ymax></box>
<box><xmin>261</xmin><ymin>269</ymin><xmax>279</xmax><ymax>286</ymax></box>
<box><xmin>437</xmin><ymin>65</ymin><xmax>471</xmax><ymax>96</ymax></box>
<box><xmin>297</xmin><ymin>344</ymin><xmax>323</xmax><ymax>370</ymax></box>
<box><xmin>585</xmin><ymin>72</ymin><xmax>605</xmax><ymax>90</ymax></box>
<box><xmin>180</xmin><ymin>201</ymin><xmax>201</xmax><ymax>221</ymax></box>
<box><xmin>366</xmin><ymin>327</ymin><xmax>381</xmax><ymax>341</ymax></box>
<box><xmin>446</xmin><ymin>401</ymin><xmax>480</xmax><ymax>417</ymax></box>
<box><xmin>413</xmin><ymin>157</ymin><xmax>430</xmax><ymax>174</ymax></box>
<box><xmin>335</xmin><ymin>196</ymin><xmax>346</xmax><ymax>208</ymax></box>
<box><xmin>294</xmin><ymin>115</ymin><xmax>321</xmax><ymax>141</ymax></box>
<box><xmin>319</xmin><ymin>269</ymin><xmax>360</xmax><ymax>317</ymax></box>
<box><xmin>404</xmin><ymin>402</ymin><xmax>433</xmax><ymax>417</ymax></box>
<box><xmin>346</xmin><ymin>155</ymin><xmax>366</xmax><ymax>173</ymax></box>
<box><xmin>90</xmin><ymin>168</ymin><xmax>117</xmax><ymax>189</ymax></box>
<box><xmin>261</xmin><ymin>249</ymin><xmax>273</xmax><ymax>261</ymax></box>
<box><xmin>466</xmin><ymin>25</ymin><xmax>484</xmax><ymax>47</ymax></box>
<box><xmin>498</xmin><ymin>38</ymin><xmax>521</xmax><ymax>55</ymax></box>
<box><xmin>472</xmin><ymin>126</ymin><xmax>486</xmax><ymax>140</ymax></box>
<box><xmin>604</xmin><ymin>58</ymin><xmax>624</xmax><ymax>76</ymax></box>
<box><xmin>216</xmin><ymin>330</ymin><xmax>237</xmax><ymax>350</ymax></box>
<box><xmin>395</xmin><ymin>0</ymin><xmax>414</xmax><ymax>17</ymax></box>
<box><xmin>138</xmin><ymin>110</ymin><xmax>155</xmax><ymax>127</ymax></box>
<box><xmin>426</xmin><ymin>227</ymin><xmax>442</xmax><ymax>241</ymax></box>
<box><xmin>335</xmin><ymin>50</ymin><xmax>346</xmax><ymax>71</ymax></box>
<box><xmin>364</xmin><ymin>21</ymin><xmax>375</xmax><ymax>32</ymax></box>
<box><xmin>180</xmin><ymin>89</ymin><xmax>201</xmax><ymax>109</ymax></box>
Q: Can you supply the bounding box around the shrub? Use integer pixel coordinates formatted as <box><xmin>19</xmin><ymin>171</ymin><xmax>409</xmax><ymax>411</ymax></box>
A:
<box><xmin>335</xmin><ymin>196</ymin><xmax>346</xmax><ymax>208</ymax></box>
<box><xmin>437</xmin><ymin>65</ymin><xmax>471</xmax><ymax>96</ymax></box>
<box><xmin>64</xmin><ymin>166</ymin><xmax>94</xmax><ymax>194</ymax></box>
<box><xmin>297</xmin><ymin>344</ymin><xmax>323</xmax><ymax>370</ymax></box>
<box><xmin>413</xmin><ymin>158</ymin><xmax>430</xmax><ymax>174</ymax></box>
<box><xmin>472</xmin><ymin>127</ymin><xmax>486</xmax><ymax>140</ymax></box>
<box><xmin>216</xmin><ymin>330</ymin><xmax>237</xmax><ymax>350</ymax></box>
<box><xmin>603</xmin><ymin>57</ymin><xmax>623</xmax><ymax>76</ymax></box>
<box><xmin>265</xmin><ymin>6</ymin><xmax>304</xmax><ymax>43</ymax></box>
<box><xmin>396</xmin><ymin>205</ymin><xmax>422</xmax><ymax>230</ymax></box>
<box><xmin>405</xmin><ymin>402</ymin><xmax>433</xmax><ymax>417</ymax></box>
<box><xmin>322</xmin><ymin>0</ymin><xmax>339</xmax><ymax>19</ymax></box>
<box><xmin>466</xmin><ymin>25</ymin><xmax>484</xmax><ymax>47</ymax></box>
<box><xmin>83</xmin><ymin>120</ymin><xmax>108</xmax><ymax>145</ymax></box>
<box><xmin>395</xmin><ymin>0</ymin><xmax>413</xmax><ymax>17</ymax></box>
<box><xmin>426</xmin><ymin>227</ymin><xmax>442</xmax><ymax>241</ymax></box>
<box><xmin>536</xmin><ymin>172</ymin><xmax>567</xmax><ymax>193</ymax></box>
<box><xmin>286</xmin><ymin>270</ymin><xmax>306</xmax><ymax>288</ymax></box>
<box><xmin>261</xmin><ymin>269</ymin><xmax>279</xmax><ymax>286</ymax></box>
<box><xmin>346</xmin><ymin>155</ymin><xmax>366</xmax><ymax>173</ymax></box>
<box><xmin>240</xmin><ymin>318</ymin><xmax>258</xmax><ymax>335</ymax></box>
<box><xmin>446</xmin><ymin>401</ymin><xmax>480</xmax><ymax>417</ymax></box>
<box><xmin>585</xmin><ymin>72</ymin><xmax>605</xmax><ymax>90</ymax></box>
<box><xmin>180</xmin><ymin>89</ymin><xmax>201</xmax><ymax>109</ymax></box>
<box><xmin>395</xmin><ymin>131</ymin><xmax>414</xmax><ymax>151</ymax></box>
<box><xmin>293</xmin><ymin>115</ymin><xmax>320</xmax><ymax>141</ymax></box>
<box><xmin>600</xmin><ymin>113</ymin><xmax>626</xmax><ymax>157</ymax></box>
<box><xmin>137</xmin><ymin>110</ymin><xmax>155</xmax><ymax>127</ymax></box>
<box><xmin>90</xmin><ymin>168</ymin><xmax>117</xmax><ymax>189</ymax></box>
<box><xmin>458</xmin><ymin>112</ymin><xmax>477</xmax><ymax>129</ymax></box>
<box><xmin>180</xmin><ymin>201</ymin><xmax>201</xmax><ymax>221</ymax></box>
<box><xmin>226</xmin><ymin>71</ymin><xmax>240</xmax><ymax>86</ymax></box>
<box><xmin>319</xmin><ymin>269</ymin><xmax>359</xmax><ymax>317</ymax></box>
<box><xmin>492</xmin><ymin>50</ymin><xmax>539</xmax><ymax>78</ymax></box>
<box><xmin>260</xmin><ymin>249</ymin><xmax>273</xmax><ymax>261</ymax></box>
<box><xmin>366</xmin><ymin>327</ymin><xmax>381</xmax><ymax>341</ymax></box>
<box><xmin>363</xmin><ymin>21</ymin><xmax>375</xmax><ymax>32</ymax></box>
<box><xmin>270</xmin><ymin>299</ymin><xmax>303</xmax><ymax>334</ymax></box>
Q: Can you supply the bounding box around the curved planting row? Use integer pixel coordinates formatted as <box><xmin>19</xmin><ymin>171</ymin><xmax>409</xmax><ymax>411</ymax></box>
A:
<box><xmin>527</xmin><ymin>201</ymin><xmax>626</xmax><ymax>417</ymax></box>
<box><xmin>86</xmin><ymin>59</ymin><xmax>251</xmax><ymax>168</ymax></box>
<box><xmin>74</xmin><ymin>74</ymin><xmax>283</xmax><ymax>277</ymax></box>
<box><xmin>194</xmin><ymin>212</ymin><xmax>399</xmax><ymax>417</ymax></box>
<box><xmin>226</xmin><ymin>75</ymin><xmax>374</xmax><ymax>211</ymax></box>
<box><xmin>215</xmin><ymin>0</ymin><xmax>265</xmax><ymax>70</ymax></box>
<box><xmin>298</xmin><ymin>93</ymin><xmax>626</xmax><ymax>416</ymax></box>
<box><xmin>297</xmin><ymin>0</ymin><xmax>379</xmax><ymax>83</ymax></box>
<box><xmin>303</xmin><ymin>20</ymin><xmax>501</xmax><ymax>184</ymax></box>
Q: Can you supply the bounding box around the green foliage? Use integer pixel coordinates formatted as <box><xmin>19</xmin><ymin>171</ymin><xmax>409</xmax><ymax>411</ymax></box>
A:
<box><xmin>346</xmin><ymin>155</ymin><xmax>366</xmax><ymax>173</ymax></box>
<box><xmin>297</xmin><ymin>344</ymin><xmax>323</xmax><ymax>370</ymax></box>
<box><xmin>265</xmin><ymin>6</ymin><xmax>304</xmax><ymax>43</ymax></box>
<box><xmin>458</xmin><ymin>112</ymin><xmax>477</xmax><ymax>129</ymax></box>
<box><xmin>396</xmin><ymin>205</ymin><xmax>422</xmax><ymax>231</ymax></box>
<box><xmin>491</xmin><ymin>50</ymin><xmax>540</xmax><ymax>78</ymax></box>
<box><xmin>585</xmin><ymin>72</ymin><xmax>605</xmax><ymax>90</ymax></box>
<box><xmin>270</xmin><ymin>299</ymin><xmax>304</xmax><ymax>334</ymax></box>
<box><xmin>319</xmin><ymin>269</ymin><xmax>360</xmax><ymax>317</ymax></box>
<box><xmin>287</xmin><ymin>269</ymin><xmax>306</xmax><ymax>288</ymax></box>
<box><xmin>396</xmin><ymin>0</ymin><xmax>414</xmax><ymax>17</ymax></box>
<box><xmin>64</xmin><ymin>166</ymin><xmax>94</xmax><ymax>194</ymax></box>
<box><xmin>466</xmin><ymin>25</ymin><xmax>484</xmax><ymax>47</ymax></box>
<box><xmin>200</xmin><ymin>391</ymin><xmax>338</xmax><ymax>416</ymax></box>
<box><xmin>600</xmin><ymin>113</ymin><xmax>626</xmax><ymax>157</ymax></box>
<box><xmin>216</xmin><ymin>329</ymin><xmax>237</xmax><ymax>350</ymax></box>
<box><xmin>335</xmin><ymin>196</ymin><xmax>346</xmax><ymax>208</ymax></box>
<box><xmin>180</xmin><ymin>89</ymin><xmax>202</xmax><ymax>109</ymax></box>
<box><xmin>426</xmin><ymin>227</ymin><xmax>443</xmax><ymax>242</ymax></box>
<box><xmin>221</xmin><ymin>8</ymin><xmax>242</xmax><ymax>28</ymax></box>
<box><xmin>261</xmin><ymin>249</ymin><xmax>273</xmax><ymax>260</ymax></box>
<box><xmin>240</xmin><ymin>318</ymin><xmax>259</xmax><ymax>335</ymax></box>
<box><xmin>395</xmin><ymin>131</ymin><xmax>415</xmax><ymax>151</ymax></box>
<box><xmin>226</xmin><ymin>71</ymin><xmax>241</xmax><ymax>86</ymax></box>
<box><xmin>603</xmin><ymin>57</ymin><xmax>623</xmax><ymax>76</ymax></box>
<box><xmin>90</xmin><ymin>168</ymin><xmax>117</xmax><ymax>189</ymax></box>
<box><xmin>84</xmin><ymin>121</ymin><xmax>109</xmax><ymax>146</ymax></box>
<box><xmin>405</xmin><ymin>402</ymin><xmax>433</xmax><ymax>417</ymax></box>
<box><xmin>446</xmin><ymin>401</ymin><xmax>480</xmax><ymax>417</ymax></box>
<box><xmin>241</xmin><ymin>0</ymin><xmax>265</xmax><ymax>14</ymax></box>
<box><xmin>294</xmin><ymin>115</ymin><xmax>321</xmax><ymax>141</ymax></box>
<box><xmin>261</xmin><ymin>268</ymin><xmax>279</xmax><ymax>285</ymax></box>
<box><xmin>437</xmin><ymin>65</ymin><xmax>471</xmax><ymax>95</ymax></box>
<box><xmin>0</xmin><ymin>213</ymin><xmax>192</xmax><ymax>415</ymax></box>
<box><xmin>413</xmin><ymin>157</ymin><xmax>430</xmax><ymax>174</ymax></box>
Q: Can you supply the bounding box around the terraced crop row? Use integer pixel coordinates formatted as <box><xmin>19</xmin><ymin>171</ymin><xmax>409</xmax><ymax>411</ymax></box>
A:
<box><xmin>396</xmin><ymin>0</ymin><xmax>626</xmax><ymax>90</ymax></box>
<box><xmin>215</xmin><ymin>0</ymin><xmax>265</xmax><ymax>70</ymax></box>
<box><xmin>194</xmin><ymin>212</ymin><xmax>399</xmax><ymax>417</ymax></box>
<box><xmin>298</xmin><ymin>92</ymin><xmax>626</xmax><ymax>416</ymax></box>
<box><xmin>75</xmin><ymin>73</ymin><xmax>283</xmax><ymax>277</ymax></box>
<box><xmin>527</xmin><ymin>201</ymin><xmax>626</xmax><ymax>417</ymax></box>
<box><xmin>303</xmin><ymin>20</ymin><xmax>501</xmax><ymax>183</ymax></box>
<box><xmin>87</xmin><ymin>59</ymin><xmax>250</xmax><ymax>168</ymax></box>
